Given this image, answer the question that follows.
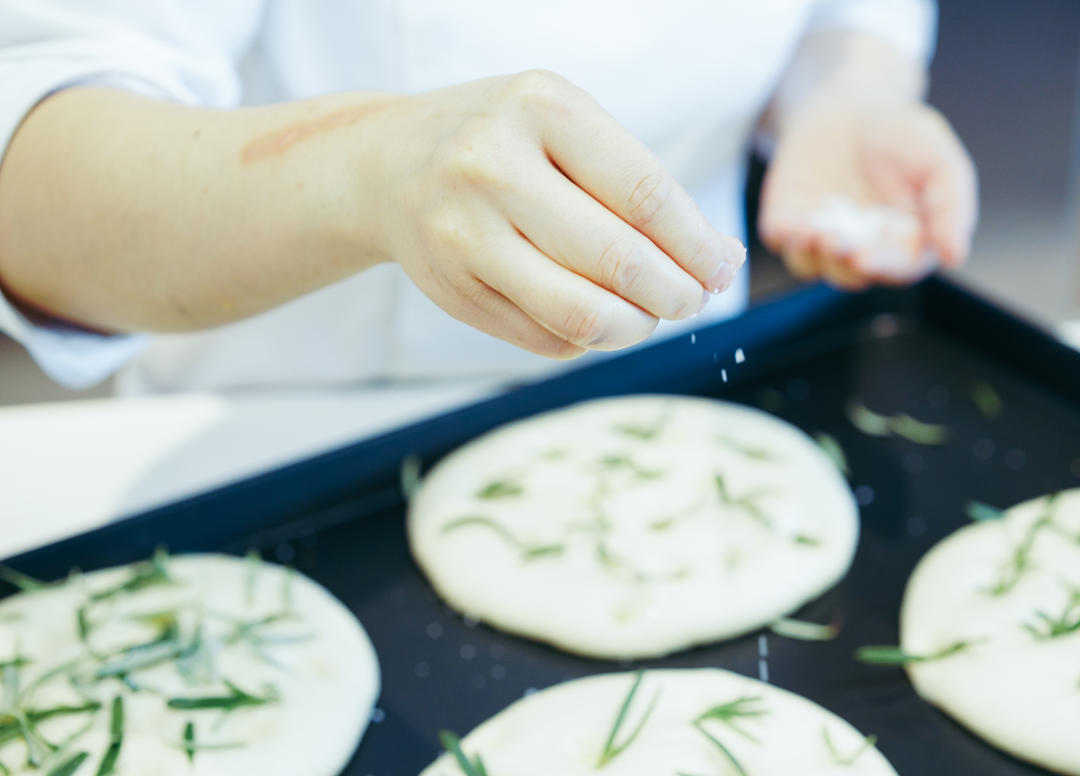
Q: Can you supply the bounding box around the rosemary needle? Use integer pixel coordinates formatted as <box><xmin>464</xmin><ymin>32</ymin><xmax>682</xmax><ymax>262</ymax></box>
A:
<box><xmin>813</xmin><ymin>432</ymin><xmax>850</xmax><ymax>477</ymax></box>
<box><xmin>692</xmin><ymin>720</ymin><xmax>748</xmax><ymax>776</ymax></box>
<box><xmin>439</xmin><ymin>730</ymin><xmax>488</xmax><ymax>776</ymax></box>
<box><xmin>0</xmin><ymin>566</ymin><xmax>52</xmax><ymax>593</ymax></box>
<box><xmin>476</xmin><ymin>479</ymin><xmax>523</xmax><ymax>499</ymax></box>
<box><xmin>855</xmin><ymin>640</ymin><xmax>977</xmax><ymax>665</ymax></box>
<box><xmin>597</xmin><ymin>671</ymin><xmax>661</xmax><ymax>767</ymax></box>
<box><xmin>46</xmin><ymin>751</ymin><xmax>89</xmax><ymax>776</ymax></box>
<box><xmin>970</xmin><ymin>380</ymin><xmax>1004</xmax><ymax>419</ymax></box>
<box><xmin>94</xmin><ymin>696</ymin><xmax>124</xmax><ymax>776</ymax></box>
<box><xmin>823</xmin><ymin>726</ymin><xmax>877</xmax><ymax>766</ymax></box>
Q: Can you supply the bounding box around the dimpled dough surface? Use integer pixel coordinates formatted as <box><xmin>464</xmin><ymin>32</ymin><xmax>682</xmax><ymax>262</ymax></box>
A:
<box><xmin>0</xmin><ymin>554</ymin><xmax>380</xmax><ymax>776</ymax></box>
<box><xmin>901</xmin><ymin>489</ymin><xmax>1080</xmax><ymax>775</ymax></box>
<box><xmin>408</xmin><ymin>395</ymin><xmax>858</xmax><ymax>658</ymax></box>
<box><xmin>420</xmin><ymin>669</ymin><xmax>896</xmax><ymax>775</ymax></box>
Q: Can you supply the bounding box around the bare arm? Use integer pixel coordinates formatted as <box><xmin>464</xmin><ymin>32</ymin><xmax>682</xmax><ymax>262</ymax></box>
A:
<box><xmin>0</xmin><ymin>88</ymin><xmax>396</xmax><ymax>332</ymax></box>
<box><xmin>0</xmin><ymin>73</ymin><xmax>746</xmax><ymax>356</ymax></box>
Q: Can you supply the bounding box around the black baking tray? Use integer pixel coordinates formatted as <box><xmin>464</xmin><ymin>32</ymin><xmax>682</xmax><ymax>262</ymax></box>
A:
<box><xmin>4</xmin><ymin>277</ymin><xmax>1079</xmax><ymax>775</ymax></box>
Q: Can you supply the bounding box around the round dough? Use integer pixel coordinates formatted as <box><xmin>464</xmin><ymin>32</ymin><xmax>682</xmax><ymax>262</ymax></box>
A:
<box><xmin>901</xmin><ymin>488</ymin><xmax>1080</xmax><ymax>774</ymax></box>
<box><xmin>420</xmin><ymin>669</ymin><xmax>896</xmax><ymax>775</ymax></box>
<box><xmin>0</xmin><ymin>553</ymin><xmax>380</xmax><ymax>775</ymax></box>
<box><xmin>409</xmin><ymin>394</ymin><xmax>858</xmax><ymax>658</ymax></box>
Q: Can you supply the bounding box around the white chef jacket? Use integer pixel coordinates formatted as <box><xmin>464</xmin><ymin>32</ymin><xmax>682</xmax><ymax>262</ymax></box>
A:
<box><xmin>0</xmin><ymin>0</ymin><xmax>935</xmax><ymax>394</ymax></box>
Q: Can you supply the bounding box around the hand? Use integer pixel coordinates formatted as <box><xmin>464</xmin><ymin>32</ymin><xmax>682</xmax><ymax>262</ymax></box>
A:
<box><xmin>370</xmin><ymin>70</ymin><xmax>746</xmax><ymax>359</ymax></box>
<box><xmin>758</xmin><ymin>100</ymin><xmax>977</xmax><ymax>290</ymax></box>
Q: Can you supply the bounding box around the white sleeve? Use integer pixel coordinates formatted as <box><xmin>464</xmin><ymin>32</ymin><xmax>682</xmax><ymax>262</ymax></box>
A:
<box><xmin>0</xmin><ymin>0</ymin><xmax>265</xmax><ymax>389</ymax></box>
<box><xmin>805</xmin><ymin>0</ymin><xmax>938</xmax><ymax>63</ymax></box>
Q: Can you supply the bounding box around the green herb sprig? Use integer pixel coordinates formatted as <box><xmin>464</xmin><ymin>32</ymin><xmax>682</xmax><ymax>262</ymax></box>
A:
<box><xmin>689</xmin><ymin>695</ymin><xmax>767</xmax><ymax>776</ymax></box>
<box><xmin>855</xmin><ymin>640</ymin><xmax>978</xmax><ymax>666</ymax></box>
<box><xmin>441</xmin><ymin>516</ymin><xmax>564</xmax><ymax>562</ymax></box>
<box><xmin>598</xmin><ymin>454</ymin><xmax>664</xmax><ymax>481</ymax></box>
<box><xmin>597</xmin><ymin>671</ymin><xmax>660</xmax><ymax>768</ymax></box>
<box><xmin>46</xmin><ymin>751</ymin><xmax>88</xmax><ymax>776</ymax></box>
<box><xmin>0</xmin><ymin>566</ymin><xmax>52</xmax><ymax>593</ymax></box>
<box><xmin>476</xmin><ymin>479</ymin><xmax>523</xmax><ymax>500</ymax></box>
<box><xmin>823</xmin><ymin>726</ymin><xmax>878</xmax><ymax>766</ymax></box>
<box><xmin>166</xmin><ymin>680</ymin><xmax>278</xmax><ymax>712</ymax></box>
<box><xmin>1022</xmin><ymin>587</ymin><xmax>1080</xmax><ymax>640</ymax></box>
<box><xmin>813</xmin><ymin>433</ymin><xmax>850</xmax><ymax>477</ymax></box>
<box><xmin>716</xmin><ymin>437</ymin><xmax>776</xmax><ymax>461</ymax></box>
<box><xmin>846</xmin><ymin>401</ymin><xmax>948</xmax><ymax>445</ymax></box>
<box><xmin>970</xmin><ymin>381</ymin><xmax>1003</xmax><ymax>419</ymax></box>
<box><xmin>439</xmin><ymin>730</ymin><xmax>488</xmax><ymax>776</ymax></box>
<box><xmin>714</xmin><ymin>475</ymin><xmax>775</xmax><ymax>529</ymax></box>
<box><xmin>94</xmin><ymin>696</ymin><xmax>124</xmax><ymax>776</ymax></box>
<box><xmin>88</xmin><ymin>548</ymin><xmax>172</xmax><ymax>603</ymax></box>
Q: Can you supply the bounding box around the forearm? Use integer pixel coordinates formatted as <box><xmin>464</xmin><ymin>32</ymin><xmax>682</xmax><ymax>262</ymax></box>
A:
<box><xmin>760</xmin><ymin>30</ymin><xmax>927</xmax><ymax>141</ymax></box>
<box><xmin>0</xmin><ymin>87</ymin><xmax>398</xmax><ymax>332</ymax></box>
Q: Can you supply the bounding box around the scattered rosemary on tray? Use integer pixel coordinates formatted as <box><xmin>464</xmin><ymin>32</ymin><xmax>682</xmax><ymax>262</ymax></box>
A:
<box><xmin>855</xmin><ymin>640</ymin><xmax>978</xmax><ymax>665</ymax></box>
<box><xmin>965</xmin><ymin>501</ymin><xmax>1005</xmax><ymax>522</ymax></box>
<box><xmin>846</xmin><ymin>400</ymin><xmax>948</xmax><ymax>445</ymax></box>
<box><xmin>597</xmin><ymin>671</ymin><xmax>660</xmax><ymax>768</ymax></box>
<box><xmin>769</xmin><ymin>616</ymin><xmax>840</xmax><ymax>642</ymax></box>
<box><xmin>970</xmin><ymin>380</ymin><xmax>1003</xmax><ymax>419</ymax></box>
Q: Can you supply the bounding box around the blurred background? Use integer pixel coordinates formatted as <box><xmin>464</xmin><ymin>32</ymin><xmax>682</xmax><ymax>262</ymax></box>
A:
<box><xmin>2</xmin><ymin>0</ymin><xmax>1079</xmax><ymax>405</ymax></box>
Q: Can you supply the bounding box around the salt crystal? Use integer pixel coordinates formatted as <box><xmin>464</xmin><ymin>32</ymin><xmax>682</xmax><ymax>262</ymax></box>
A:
<box><xmin>734</xmin><ymin>348</ymin><xmax>745</xmax><ymax>364</ymax></box>
<box><xmin>721</xmin><ymin>369</ymin><xmax>728</xmax><ymax>382</ymax></box>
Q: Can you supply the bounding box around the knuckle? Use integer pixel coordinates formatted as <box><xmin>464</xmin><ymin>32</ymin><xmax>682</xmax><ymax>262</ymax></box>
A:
<box><xmin>422</xmin><ymin>206</ymin><xmax>473</xmax><ymax>250</ymax></box>
<box><xmin>625</xmin><ymin>171</ymin><xmax>673</xmax><ymax>226</ymax></box>
<box><xmin>596</xmin><ymin>238</ymin><xmax>644</xmax><ymax>295</ymax></box>
<box><xmin>560</xmin><ymin>298</ymin><xmax>611</xmax><ymax>345</ymax></box>
<box><xmin>437</xmin><ymin>127</ymin><xmax>508</xmax><ymax>191</ymax></box>
<box><xmin>506</xmin><ymin>68</ymin><xmax>572</xmax><ymax>114</ymax></box>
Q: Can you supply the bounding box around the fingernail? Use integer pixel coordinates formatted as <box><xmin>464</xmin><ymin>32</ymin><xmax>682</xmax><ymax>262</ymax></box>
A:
<box><xmin>726</xmin><ymin>238</ymin><xmax>748</xmax><ymax>268</ymax></box>
<box><xmin>706</xmin><ymin>263</ymin><xmax>736</xmax><ymax>294</ymax></box>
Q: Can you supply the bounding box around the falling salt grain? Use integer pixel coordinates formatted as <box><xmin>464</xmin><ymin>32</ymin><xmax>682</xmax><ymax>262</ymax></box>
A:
<box><xmin>721</xmin><ymin>369</ymin><xmax>728</xmax><ymax>382</ymax></box>
<box><xmin>690</xmin><ymin>333</ymin><xmax>696</xmax><ymax>345</ymax></box>
<box><xmin>735</xmin><ymin>348</ymin><xmax>745</xmax><ymax>364</ymax></box>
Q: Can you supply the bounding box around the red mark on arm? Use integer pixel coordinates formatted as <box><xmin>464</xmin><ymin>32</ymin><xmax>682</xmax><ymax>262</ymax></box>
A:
<box><xmin>241</xmin><ymin>102</ymin><xmax>390</xmax><ymax>163</ymax></box>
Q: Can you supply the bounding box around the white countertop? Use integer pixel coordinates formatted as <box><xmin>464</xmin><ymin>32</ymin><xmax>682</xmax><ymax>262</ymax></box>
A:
<box><xmin>0</xmin><ymin>382</ymin><xmax>492</xmax><ymax>560</ymax></box>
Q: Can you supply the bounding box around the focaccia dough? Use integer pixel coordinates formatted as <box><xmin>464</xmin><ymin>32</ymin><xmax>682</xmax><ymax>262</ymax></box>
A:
<box><xmin>409</xmin><ymin>395</ymin><xmax>858</xmax><ymax>658</ymax></box>
<box><xmin>0</xmin><ymin>553</ymin><xmax>379</xmax><ymax>775</ymax></box>
<box><xmin>901</xmin><ymin>489</ymin><xmax>1080</xmax><ymax>775</ymax></box>
<box><xmin>420</xmin><ymin>669</ymin><xmax>895</xmax><ymax>775</ymax></box>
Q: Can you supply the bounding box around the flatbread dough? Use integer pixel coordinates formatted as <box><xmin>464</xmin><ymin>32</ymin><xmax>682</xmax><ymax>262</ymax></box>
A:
<box><xmin>409</xmin><ymin>395</ymin><xmax>858</xmax><ymax>658</ymax></box>
<box><xmin>901</xmin><ymin>488</ymin><xmax>1080</xmax><ymax>775</ymax></box>
<box><xmin>420</xmin><ymin>668</ymin><xmax>896</xmax><ymax>775</ymax></box>
<box><xmin>0</xmin><ymin>553</ymin><xmax>380</xmax><ymax>775</ymax></box>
